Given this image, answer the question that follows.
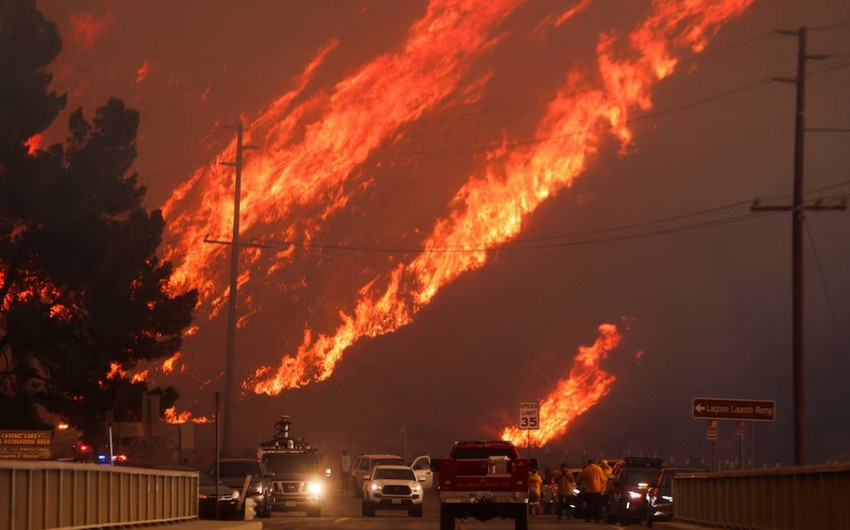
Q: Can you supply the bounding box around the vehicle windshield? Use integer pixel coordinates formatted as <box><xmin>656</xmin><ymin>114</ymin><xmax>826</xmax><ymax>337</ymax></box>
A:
<box><xmin>661</xmin><ymin>469</ymin><xmax>702</xmax><ymax>488</ymax></box>
<box><xmin>263</xmin><ymin>453</ymin><xmax>318</xmax><ymax>474</ymax></box>
<box><xmin>374</xmin><ymin>458</ymin><xmax>404</xmax><ymax>467</ymax></box>
<box><xmin>218</xmin><ymin>461</ymin><xmax>261</xmax><ymax>476</ymax></box>
<box><xmin>454</xmin><ymin>447</ymin><xmax>515</xmax><ymax>459</ymax></box>
<box><xmin>198</xmin><ymin>472</ymin><xmax>218</xmax><ymax>487</ymax></box>
<box><xmin>373</xmin><ymin>467</ymin><xmax>415</xmax><ymax>481</ymax></box>
<box><xmin>621</xmin><ymin>469</ymin><xmax>661</xmax><ymax>487</ymax></box>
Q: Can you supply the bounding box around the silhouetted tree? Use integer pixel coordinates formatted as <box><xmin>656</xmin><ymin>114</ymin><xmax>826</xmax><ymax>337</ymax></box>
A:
<box><xmin>0</xmin><ymin>0</ymin><xmax>197</xmax><ymax>445</ymax></box>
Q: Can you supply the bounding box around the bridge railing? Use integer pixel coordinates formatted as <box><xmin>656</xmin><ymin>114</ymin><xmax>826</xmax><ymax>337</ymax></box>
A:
<box><xmin>674</xmin><ymin>462</ymin><xmax>850</xmax><ymax>530</ymax></box>
<box><xmin>0</xmin><ymin>460</ymin><xmax>198</xmax><ymax>530</ymax></box>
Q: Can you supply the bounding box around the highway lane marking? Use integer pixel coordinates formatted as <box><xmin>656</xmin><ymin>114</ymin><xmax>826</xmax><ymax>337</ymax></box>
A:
<box><xmin>333</xmin><ymin>517</ymin><xmax>351</xmax><ymax>523</ymax></box>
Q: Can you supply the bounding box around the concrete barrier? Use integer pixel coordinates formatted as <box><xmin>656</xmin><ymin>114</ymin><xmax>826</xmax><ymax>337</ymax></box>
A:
<box><xmin>674</xmin><ymin>462</ymin><xmax>850</xmax><ymax>530</ymax></box>
<box><xmin>0</xmin><ymin>460</ymin><xmax>198</xmax><ymax>529</ymax></box>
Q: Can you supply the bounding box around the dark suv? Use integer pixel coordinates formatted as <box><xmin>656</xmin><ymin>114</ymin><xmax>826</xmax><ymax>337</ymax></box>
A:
<box><xmin>604</xmin><ymin>457</ymin><xmax>663</xmax><ymax>526</ymax></box>
<box><xmin>261</xmin><ymin>446</ymin><xmax>326</xmax><ymax>517</ymax></box>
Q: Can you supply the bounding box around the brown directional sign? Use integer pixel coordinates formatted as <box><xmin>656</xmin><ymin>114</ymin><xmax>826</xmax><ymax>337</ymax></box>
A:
<box><xmin>692</xmin><ymin>397</ymin><xmax>776</xmax><ymax>422</ymax></box>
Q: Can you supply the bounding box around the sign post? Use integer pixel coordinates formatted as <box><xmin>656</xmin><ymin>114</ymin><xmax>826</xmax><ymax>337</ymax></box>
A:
<box><xmin>693</xmin><ymin>397</ymin><xmax>775</xmax><ymax>471</ymax></box>
<box><xmin>518</xmin><ymin>401</ymin><xmax>540</xmax><ymax>459</ymax></box>
<box><xmin>706</xmin><ymin>420</ymin><xmax>718</xmax><ymax>471</ymax></box>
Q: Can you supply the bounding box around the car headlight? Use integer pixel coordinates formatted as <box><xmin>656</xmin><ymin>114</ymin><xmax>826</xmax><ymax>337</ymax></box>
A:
<box><xmin>572</xmin><ymin>488</ymin><xmax>580</xmax><ymax>495</ymax></box>
<box><xmin>412</xmin><ymin>484</ymin><xmax>422</xmax><ymax>492</ymax></box>
<box><xmin>370</xmin><ymin>482</ymin><xmax>382</xmax><ymax>491</ymax></box>
<box><xmin>628</xmin><ymin>491</ymin><xmax>643</xmax><ymax>500</ymax></box>
<box><xmin>661</xmin><ymin>495</ymin><xmax>673</xmax><ymax>502</ymax></box>
<box><xmin>307</xmin><ymin>481</ymin><xmax>323</xmax><ymax>495</ymax></box>
<box><xmin>231</xmin><ymin>490</ymin><xmax>240</xmax><ymax>499</ymax></box>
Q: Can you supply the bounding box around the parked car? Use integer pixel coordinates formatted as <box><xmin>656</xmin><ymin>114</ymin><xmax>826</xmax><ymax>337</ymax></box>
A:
<box><xmin>361</xmin><ymin>464</ymin><xmax>424</xmax><ymax>517</ymax></box>
<box><xmin>604</xmin><ymin>457</ymin><xmax>663</xmax><ymax>526</ymax></box>
<box><xmin>156</xmin><ymin>466</ymin><xmax>240</xmax><ymax>519</ymax></box>
<box><xmin>210</xmin><ymin>458</ymin><xmax>273</xmax><ymax>518</ymax></box>
<box><xmin>198</xmin><ymin>469</ymin><xmax>241</xmax><ymax>519</ymax></box>
<box><xmin>350</xmin><ymin>454</ymin><xmax>405</xmax><ymax>496</ymax></box>
<box><xmin>647</xmin><ymin>467</ymin><xmax>706</xmax><ymax>523</ymax></box>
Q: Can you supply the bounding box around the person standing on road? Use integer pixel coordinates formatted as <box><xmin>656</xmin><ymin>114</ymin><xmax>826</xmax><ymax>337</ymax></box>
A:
<box><xmin>551</xmin><ymin>463</ymin><xmax>576</xmax><ymax>519</ymax></box>
<box><xmin>528</xmin><ymin>468</ymin><xmax>543</xmax><ymax>515</ymax></box>
<box><xmin>340</xmin><ymin>450</ymin><xmax>352</xmax><ymax>494</ymax></box>
<box><xmin>578</xmin><ymin>459</ymin><xmax>606</xmax><ymax>523</ymax></box>
<box><xmin>599</xmin><ymin>459</ymin><xmax>613</xmax><ymax>478</ymax></box>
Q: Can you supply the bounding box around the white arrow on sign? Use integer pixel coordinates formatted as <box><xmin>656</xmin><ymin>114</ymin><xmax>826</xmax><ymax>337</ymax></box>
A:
<box><xmin>694</xmin><ymin>404</ymin><xmax>706</xmax><ymax>414</ymax></box>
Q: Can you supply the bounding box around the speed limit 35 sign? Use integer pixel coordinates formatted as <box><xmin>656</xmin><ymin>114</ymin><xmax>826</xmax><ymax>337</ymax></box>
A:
<box><xmin>518</xmin><ymin>401</ymin><xmax>540</xmax><ymax>430</ymax></box>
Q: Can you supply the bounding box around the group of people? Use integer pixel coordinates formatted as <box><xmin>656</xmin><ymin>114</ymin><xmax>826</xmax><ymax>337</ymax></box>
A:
<box><xmin>528</xmin><ymin>459</ymin><xmax>613</xmax><ymax>522</ymax></box>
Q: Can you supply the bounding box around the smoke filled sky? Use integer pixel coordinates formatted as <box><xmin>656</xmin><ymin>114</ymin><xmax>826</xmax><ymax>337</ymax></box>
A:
<box><xmin>35</xmin><ymin>0</ymin><xmax>850</xmax><ymax>466</ymax></box>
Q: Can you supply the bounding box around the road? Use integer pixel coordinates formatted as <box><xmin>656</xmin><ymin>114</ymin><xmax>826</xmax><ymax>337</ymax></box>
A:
<box><xmin>257</xmin><ymin>490</ymin><xmax>688</xmax><ymax>530</ymax></box>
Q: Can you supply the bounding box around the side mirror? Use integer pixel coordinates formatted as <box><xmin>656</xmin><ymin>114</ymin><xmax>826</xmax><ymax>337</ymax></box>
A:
<box><xmin>418</xmin><ymin>476</ymin><xmax>426</xmax><ymax>483</ymax></box>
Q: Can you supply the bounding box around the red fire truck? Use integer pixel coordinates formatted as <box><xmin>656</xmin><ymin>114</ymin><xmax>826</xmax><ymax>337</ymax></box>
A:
<box><xmin>438</xmin><ymin>440</ymin><xmax>530</xmax><ymax>530</ymax></box>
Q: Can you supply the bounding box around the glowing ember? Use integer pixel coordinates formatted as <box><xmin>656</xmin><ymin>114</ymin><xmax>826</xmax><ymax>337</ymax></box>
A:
<box><xmin>106</xmin><ymin>362</ymin><xmax>127</xmax><ymax>380</ymax></box>
<box><xmin>130</xmin><ymin>370</ymin><xmax>148</xmax><ymax>384</ymax></box>
<box><xmin>24</xmin><ymin>134</ymin><xmax>43</xmax><ymax>155</ymax></box>
<box><xmin>500</xmin><ymin>323</ymin><xmax>621</xmax><ymax>446</ymax></box>
<box><xmin>249</xmin><ymin>0</ymin><xmax>753</xmax><ymax>395</ymax></box>
<box><xmin>136</xmin><ymin>60</ymin><xmax>151</xmax><ymax>83</ymax></box>
<box><xmin>161</xmin><ymin>352</ymin><xmax>181</xmax><ymax>374</ymax></box>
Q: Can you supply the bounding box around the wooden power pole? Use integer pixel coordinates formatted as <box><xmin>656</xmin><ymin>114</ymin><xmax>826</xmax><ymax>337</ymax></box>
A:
<box><xmin>205</xmin><ymin>122</ymin><xmax>263</xmax><ymax>456</ymax></box>
<box><xmin>752</xmin><ymin>27</ymin><xmax>845</xmax><ymax>466</ymax></box>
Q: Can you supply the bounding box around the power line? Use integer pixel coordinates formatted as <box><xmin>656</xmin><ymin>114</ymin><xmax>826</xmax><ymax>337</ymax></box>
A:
<box><xmin>809</xmin><ymin>21</ymin><xmax>850</xmax><ymax>32</ymax></box>
<box><xmin>804</xmin><ymin>222</ymin><xmax>840</xmax><ymax>329</ymax></box>
<box><xmin>263</xmin><ymin>180</ymin><xmax>850</xmax><ymax>254</ymax></box>
<box><xmin>384</xmin><ymin>77</ymin><xmax>776</xmax><ymax>162</ymax></box>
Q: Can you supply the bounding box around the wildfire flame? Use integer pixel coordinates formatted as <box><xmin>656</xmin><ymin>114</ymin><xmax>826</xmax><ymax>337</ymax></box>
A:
<box><xmin>162</xmin><ymin>0</ymin><xmax>524</xmax><ymax>308</ymax></box>
<box><xmin>247</xmin><ymin>0</ymin><xmax>754</xmax><ymax>394</ymax></box>
<box><xmin>154</xmin><ymin>1</ymin><xmax>754</xmax><ymax>411</ymax></box>
<box><xmin>163</xmin><ymin>406</ymin><xmax>212</xmax><ymax>424</ymax></box>
<box><xmin>500</xmin><ymin>323</ymin><xmax>621</xmax><ymax>446</ymax></box>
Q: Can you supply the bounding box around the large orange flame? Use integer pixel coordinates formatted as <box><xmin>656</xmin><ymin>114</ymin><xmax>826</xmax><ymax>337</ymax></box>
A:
<box><xmin>249</xmin><ymin>0</ymin><xmax>753</xmax><ymax>395</ymax></box>
<box><xmin>500</xmin><ymin>323</ymin><xmax>621</xmax><ymax>446</ymax></box>
<box><xmin>162</xmin><ymin>0</ymin><xmax>525</xmax><ymax>312</ymax></box>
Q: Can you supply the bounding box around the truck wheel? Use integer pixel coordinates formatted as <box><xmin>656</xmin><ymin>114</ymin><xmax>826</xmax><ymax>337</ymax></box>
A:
<box><xmin>361</xmin><ymin>502</ymin><xmax>375</xmax><ymax>517</ymax></box>
<box><xmin>408</xmin><ymin>504</ymin><xmax>423</xmax><ymax>517</ymax></box>
<box><xmin>439</xmin><ymin>505</ymin><xmax>454</xmax><ymax>530</ymax></box>
<box><xmin>306</xmin><ymin>507</ymin><xmax>321</xmax><ymax>517</ymax></box>
<box><xmin>514</xmin><ymin>504</ymin><xmax>529</xmax><ymax>530</ymax></box>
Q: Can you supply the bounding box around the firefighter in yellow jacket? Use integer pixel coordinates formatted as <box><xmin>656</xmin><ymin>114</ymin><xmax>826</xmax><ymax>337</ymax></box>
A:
<box><xmin>550</xmin><ymin>463</ymin><xmax>576</xmax><ymax>519</ymax></box>
<box><xmin>578</xmin><ymin>460</ymin><xmax>607</xmax><ymax>523</ymax></box>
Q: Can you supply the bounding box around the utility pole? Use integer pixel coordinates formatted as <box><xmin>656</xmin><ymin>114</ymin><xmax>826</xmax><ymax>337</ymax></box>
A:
<box><xmin>204</xmin><ymin>122</ymin><xmax>263</xmax><ymax>457</ymax></box>
<box><xmin>752</xmin><ymin>27</ymin><xmax>845</xmax><ymax>466</ymax></box>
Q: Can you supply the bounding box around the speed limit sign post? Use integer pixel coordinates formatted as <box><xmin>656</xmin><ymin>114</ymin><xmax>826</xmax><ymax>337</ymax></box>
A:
<box><xmin>518</xmin><ymin>401</ymin><xmax>540</xmax><ymax>430</ymax></box>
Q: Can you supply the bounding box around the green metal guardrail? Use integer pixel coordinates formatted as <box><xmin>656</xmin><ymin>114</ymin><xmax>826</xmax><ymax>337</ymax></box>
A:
<box><xmin>0</xmin><ymin>460</ymin><xmax>198</xmax><ymax>530</ymax></box>
<box><xmin>674</xmin><ymin>462</ymin><xmax>850</xmax><ymax>530</ymax></box>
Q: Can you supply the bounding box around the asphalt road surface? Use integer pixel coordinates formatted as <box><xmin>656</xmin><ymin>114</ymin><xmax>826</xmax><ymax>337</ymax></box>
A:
<box><xmin>258</xmin><ymin>490</ymin><xmax>685</xmax><ymax>530</ymax></box>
